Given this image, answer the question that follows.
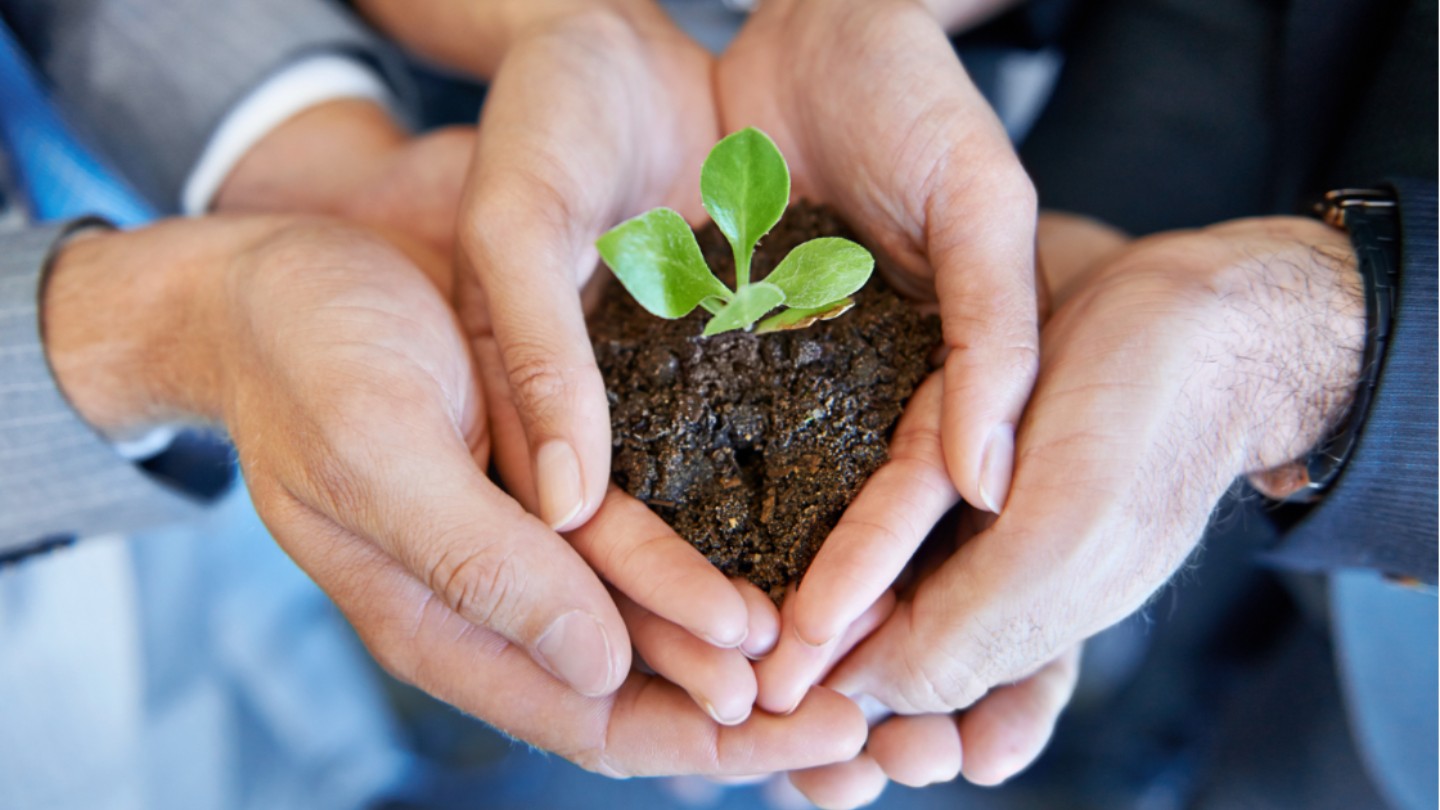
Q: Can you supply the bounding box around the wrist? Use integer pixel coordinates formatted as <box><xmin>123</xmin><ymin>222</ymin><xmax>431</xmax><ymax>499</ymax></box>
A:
<box><xmin>1205</xmin><ymin>218</ymin><xmax>1366</xmax><ymax>476</ymax></box>
<box><xmin>356</xmin><ymin>0</ymin><xmax>672</xmax><ymax>78</ymax></box>
<box><xmin>214</xmin><ymin>98</ymin><xmax>406</xmax><ymax>220</ymax></box>
<box><xmin>754</xmin><ymin>0</ymin><xmax>983</xmax><ymax>30</ymax></box>
<box><xmin>42</xmin><ymin>217</ymin><xmax>282</xmax><ymax>437</ymax></box>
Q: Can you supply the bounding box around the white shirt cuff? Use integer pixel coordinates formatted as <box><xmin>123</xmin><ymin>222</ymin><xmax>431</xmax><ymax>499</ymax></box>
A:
<box><xmin>181</xmin><ymin>54</ymin><xmax>394</xmax><ymax>216</ymax></box>
<box><xmin>112</xmin><ymin>426</ymin><xmax>182</xmax><ymax>462</ymax></box>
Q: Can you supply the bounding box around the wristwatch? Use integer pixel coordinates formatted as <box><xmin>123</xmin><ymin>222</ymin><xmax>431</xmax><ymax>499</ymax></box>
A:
<box><xmin>1282</xmin><ymin>187</ymin><xmax>1400</xmax><ymax>503</ymax></box>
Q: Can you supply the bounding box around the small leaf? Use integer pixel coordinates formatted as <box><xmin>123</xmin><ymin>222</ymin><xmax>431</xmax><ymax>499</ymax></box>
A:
<box><xmin>763</xmin><ymin>237</ymin><xmax>874</xmax><ymax>308</ymax></box>
<box><xmin>755</xmin><ymin>298</ymin><xmax>856</xmax><ymax>333</ymax></box>
<box><xmin>701</xmin><ymin>128</ymin><xmax>790</xmax><ymax>281</ymax></box>
<box><xmin>597</xmin><ymin>208</ymin><xmax>732</xmax><ymax>319</ymax></box>
<box><xmin>703</xmin><ymin>282</ymin><xmax>786</xmax><ymax>336</ymax></box>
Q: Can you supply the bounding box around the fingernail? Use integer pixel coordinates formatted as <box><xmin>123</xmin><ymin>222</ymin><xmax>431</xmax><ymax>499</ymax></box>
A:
<box><xmin>978</xmin><ymin>423</ymin><xmax>1015</xmax><ymax>514</ymax></box>
<box><xmin>701</xmin><ymin>698</ymin><xmax>751</xmax><ymax>727</ymax></box>
<box><xmin>701</xmin><ymin>628</ymin><xmax>748</xmax><ymax>649</ymax></box>
<box><xmin>794</xmin><ymin>623</ymin><xmax>833</xmax><ymax>650</ymax></box>
<box><xmin>741</xmin><ymin>626</ymin><xmax>779</xmax><ymax>660</ymax></box>
<box><xmin>536</xmin><ymin>440</ymin><xmax>585</xmax><ymax>530</ymax></box>
<box><xmin>535</xmin><ymin>610</ymin><xmax>616</xmax><ymax>697</ymax></box>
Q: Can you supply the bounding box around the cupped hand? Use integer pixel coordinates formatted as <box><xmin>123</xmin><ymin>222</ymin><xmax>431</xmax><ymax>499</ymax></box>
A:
<box><xmin>215</xmin><ymin>98</ymin><xmax>475</xmax><ymax>257</ymax></box>
<box><xmin>810</xmin><ymin>214</ymin><xmax>1362</xmax><ymax>753</ymax></box>
<box><xmin>210</xmin><ymin>14</ymin><xmax>773</xmax><ymax>724</ymax></box>
<box><xmin>743</xmin><ymin>378</ymin><xmax>1078</xmax><ymax>806</ymax></box>
<box><xmin>46</xmin><ymin>214</ymin><xmax>868</xmax><ymax>776</ymax></box>
<box><xmin>718</xmin><ymin>0</ymin><xmax>1041</xmax><ymax>525</ymax></box>
<box><xmin>456</xmin><ymin>6</ymin><xmax>721</xmax><ymax>532</ymax></box>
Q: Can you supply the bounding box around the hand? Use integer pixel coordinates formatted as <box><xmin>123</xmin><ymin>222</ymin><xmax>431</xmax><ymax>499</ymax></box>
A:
<box><xmin>455</xmin><ymin>5</ymin><xmax>720</xmax><ymax>532</ymax></box>
<box><xmin>42</xmin><ymin>214</ymin><xmax>869</xmax><ymax>775</ymax></box>
<box><xmin>215</xmin><ymin>98</ymin><xmax>475</xmax><ymax>256</ymax></box>
<box><xmin>814</xmin><ymin>215</ymin><xmax>1362</xmax><ymax>746</ymax></box>
<box><xmin>791</xmin><ymin>647</ymin><xmax>1082</xmax><ymax>808</ymax></box>
<box><xmin>209</xmin><ymin>16</ymin><xmax>772</xmax><ymax>724</ymax></box>
<box><xmin>718</xmin><ymin>0</ymin><xmax>1041</xmax><ymax>527</ymax></box>
<box><xmin>741</xmin><ymin>379</ymin><xmax>1078</xmax><ymax>805</ymax></box>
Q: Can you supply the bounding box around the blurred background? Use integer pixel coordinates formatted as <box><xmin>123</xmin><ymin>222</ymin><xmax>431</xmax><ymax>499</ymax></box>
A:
<box><xmin>0</xmin><ymin>1</ymin><xmax>1433</xmax><ymax>808</ymax></box>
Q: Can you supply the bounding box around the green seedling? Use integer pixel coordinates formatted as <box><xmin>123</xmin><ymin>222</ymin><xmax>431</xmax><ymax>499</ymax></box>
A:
<box><xmin>596</xmin><ymin>128</ymin><xmax>873</xmax><ymax>336</ymax></box>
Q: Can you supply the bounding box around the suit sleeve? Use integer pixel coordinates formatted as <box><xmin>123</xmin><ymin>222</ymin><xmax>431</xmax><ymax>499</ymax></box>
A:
<box><xmin>1265</xmin><ymin>179</ymin><xmax>1438</xmax><ymax>584</ymax></box>
<box><xmin>0</xmin><ymin>0</ymin><xmax>402</xmax><ymax>212</ymax></box>
<box><xmin>0</xmin><ymin>224</ymin><xmax>205</xmax><ymax>558</ymax></box>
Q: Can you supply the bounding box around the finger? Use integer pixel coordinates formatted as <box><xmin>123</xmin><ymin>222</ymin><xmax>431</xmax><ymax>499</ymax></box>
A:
<box><xmin>619</xmin><ymin>594</ymin><xmax>756</xmax><ymax>726</ymax></box>
<box><xmin>790</xmin><ymin>374</ymin><xmax>957</xmax><ymax>647</ymax></box>
<box><xmin>958</xmin><ymin>645</ymin><xmax>1081</xmax><ymax>786</ymax></box>
<box><xmin>1034</xmin><ymin>211</ymin><xmax>1130</xmax><ymax>310</ymax></box>
<box><xmin>926</xmin><ymin>152</ymin><xmax>1039</xmax><ymax>516</ymax></box>
<box><xmin>272</xmin><ymin>381</ymin><xmax>628</xmax><ymax>698</ymax></box>
<box><xmin>456</xmin><ymin>37</ymin><xmax>643</xmax><ymax>533</ymax></box>
<box><xmin>733</xmin><ymin>578</ymin><xmax>781</xmax><ymax>659</ymax></box>
<box><xmin>867</xmin><ymin>714</ymin><xmax>963</xmax><ymax>788</ymax></box>
<box><xmin>569</xmin><ymin>489</ymin><xmax>750</xmax><ymax>648</ymax></box>
<box><xmin>831</xmin><ymin>288</ymin><xmax>1219</xmax><ymax>714</ymax></box>
<box><xmin>477</xmin><ymin>316</ymin><xmax>750</xmax><ymax>649</ymax></box>
<box><xmin>789</xmin><ymin>753</ymin><xmax>888</xmax><ymax>810</ymax></box>
<box><xmin>757</xmin><ymin>590</ymin><xmax>895</xmax><ymax>715</ymax></box>
<box><xmin>274</xmin><ymin>497</ymin><xmax>869</xmax><ymax>776</ymax></box>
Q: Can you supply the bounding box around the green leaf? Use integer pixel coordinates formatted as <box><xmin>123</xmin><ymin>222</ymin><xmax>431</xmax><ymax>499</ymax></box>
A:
<box><xmin>703</xmin><ymin>282</ymin><xmax>786</xmax><ymax>336</ymax></box>
<box><xmin>754</xmin><ymin>298</ymin><xmax>856</xmax><ymax>333</ymax></box>
<box><xmin>701</xmin><ymin>128</ymin><xmax>790</xmax><ymax>286</ymax></box>
<box><xmin>596</xmin><ymin>208</ymin><xmax>732</xmax><ymax>319</ymax></box>
<box><xmin>763</xmin><ymin>237</ymin><xmax>874</xmax><ymax>308</ymax></box>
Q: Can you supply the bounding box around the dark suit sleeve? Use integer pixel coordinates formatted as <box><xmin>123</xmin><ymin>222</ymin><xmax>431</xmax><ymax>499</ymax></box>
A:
<box><xmin>1265</xmin><ymin>180</ymin><xmax>1438</xmax><ymax>584</ymax></box>
<box><xmin>0</xmin><ymin>0</ymin><xmax>402</xmax><ymax>212</ymax></box>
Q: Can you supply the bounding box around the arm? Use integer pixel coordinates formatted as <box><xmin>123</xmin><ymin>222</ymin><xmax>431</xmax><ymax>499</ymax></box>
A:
<box><xmin>921</xmin><ymin>0</ymin><xmax>1029</xmax><ymax>31</ymax></box>
<box><xmin>0</xmin><ymin>0</ymin><xmax>395</xmax><ymax>210</ymax></box>
<box><xmin>30</xmin><ymin>212</ymin><xmax>869</xmax><ymax>774</ymax></box>
<box><xmin>1265</xmin><ymin>179</ymin><xmax>1438</xmax><ymax>582</ymax></box>
<box><xmin>351</xmin><ymin>0</ymin><xmax>670</xmax><ymax>78</ymax></box>
<box><xmin>0</xmin><ymin>224</ymin><xmax>203</xmax><ymax>554</ymax></box>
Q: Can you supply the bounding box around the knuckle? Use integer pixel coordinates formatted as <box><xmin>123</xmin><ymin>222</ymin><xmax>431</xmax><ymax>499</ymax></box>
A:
<box><xmin>918</xmin><ymin>652</ymin><xmax>989</xmax><ymax>712</ymax></box>
<box><xmin>504</xmin><ymin>344</ymin><xmax>579</xmax><ymax>419</ymax></box>
<box><xmin>300</xmin><ymin>430</ymin><xmax>374</xmax><ymax>523</ymax></box>
<box><xmin>427</xmin><ymin>542</ymin><xmax>523</xmax><ymax>630</ymax></box>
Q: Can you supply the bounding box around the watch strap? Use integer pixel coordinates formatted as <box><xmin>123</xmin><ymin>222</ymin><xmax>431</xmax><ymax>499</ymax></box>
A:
<box><xmin>1284</xmin><ymin>188</ymin><xmax>1400</xmax><ymax>502</ymax></box>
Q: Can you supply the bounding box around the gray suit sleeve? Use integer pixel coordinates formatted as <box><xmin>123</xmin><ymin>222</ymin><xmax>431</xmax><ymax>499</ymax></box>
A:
<box><xmin>0</xmin><ymin>223</ymin><xmax>204</xmax><ymax>555</ymax></box>
<box><xmin>0</xmin><ymin>0</ymin><xmax>396</xmax><ymax>212</ymax></box>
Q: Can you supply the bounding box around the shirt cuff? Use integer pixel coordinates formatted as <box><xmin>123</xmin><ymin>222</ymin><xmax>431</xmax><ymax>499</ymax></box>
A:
<box><xmin>181</xmin><ymin>54</ymin><xmax>395</xmax><ymax>216</ymax></box>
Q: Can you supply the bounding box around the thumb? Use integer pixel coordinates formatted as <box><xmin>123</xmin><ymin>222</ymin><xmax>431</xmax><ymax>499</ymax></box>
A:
<box><xmin>453</xmin><ymin>30</ymin><xmax>651</xmax><ymax>531</ymax></box>
<box><xmin>930</xmin><ymin>166</ymin><xmax>1040</xmax><ymax>515</ymax></box>
<box><xmin>458</xmin><ymin>146</ymin><xmax>616</xmax><ymax>531</ymax></box>
<box><xmin>278</xmin><ymin>389</ymin><xmax>630</xmax><ymax>698</ymax></box>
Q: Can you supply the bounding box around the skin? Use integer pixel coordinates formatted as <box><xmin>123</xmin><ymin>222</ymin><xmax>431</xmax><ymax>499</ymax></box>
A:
<box><xmin>784</xmin><ymin>213</ymin><xmax>1365</xmax><ymax>805</ymax></box>
<box><xmin>41</xmin><ymin>214</ymin><xmax>870</xmax><ymax>776</ymax></box>
<box><xmin>198</xmin><ymin>4</ymin><xmax>1365</xmax><ymax>807</ymax></box>
<box><xmin>214</xmin><ymin>0</ymin><xmax>1061</xmax><ymax>802</ymax></box>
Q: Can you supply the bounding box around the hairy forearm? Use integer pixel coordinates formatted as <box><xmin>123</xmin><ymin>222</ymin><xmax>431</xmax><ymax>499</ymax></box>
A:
<box><xmin>353</xmin><ymin>0</ymin><xmax>676</xmax><ymax>78</ymax></box>
<box><xmin>42</xmin><ymin>217</ymin><xmax>282</xmax><ymax>436</ymax></box>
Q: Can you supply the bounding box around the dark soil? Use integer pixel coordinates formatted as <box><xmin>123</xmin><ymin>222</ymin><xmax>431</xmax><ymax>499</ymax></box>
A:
<box><xmin>590</xmin><ymin>202</ymin><xmax>942</xmax><ymax>600</ymax></box>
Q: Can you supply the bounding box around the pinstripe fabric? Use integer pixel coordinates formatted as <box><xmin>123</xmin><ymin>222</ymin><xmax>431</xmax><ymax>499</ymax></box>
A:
<box><xmin>1268</xmin><ymin>179</ymin><xmax>1439</xmax><ymax>583</ymax></box>
<box><xmin>0</xmin><ymin>222</ymin><xmax>203</xmax><ymax>556</ymax></box>
<box><xmin>0</xmin><ymin>0</ymin><xmax>390</xmax><ymax>211</ymax></box>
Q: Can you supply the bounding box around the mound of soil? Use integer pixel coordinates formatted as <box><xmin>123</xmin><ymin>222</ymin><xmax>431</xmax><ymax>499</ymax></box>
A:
<box><xmin>590</xmin><ymin>202</ymin><xmax>941</xmax><ymax>600</ymax></box>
